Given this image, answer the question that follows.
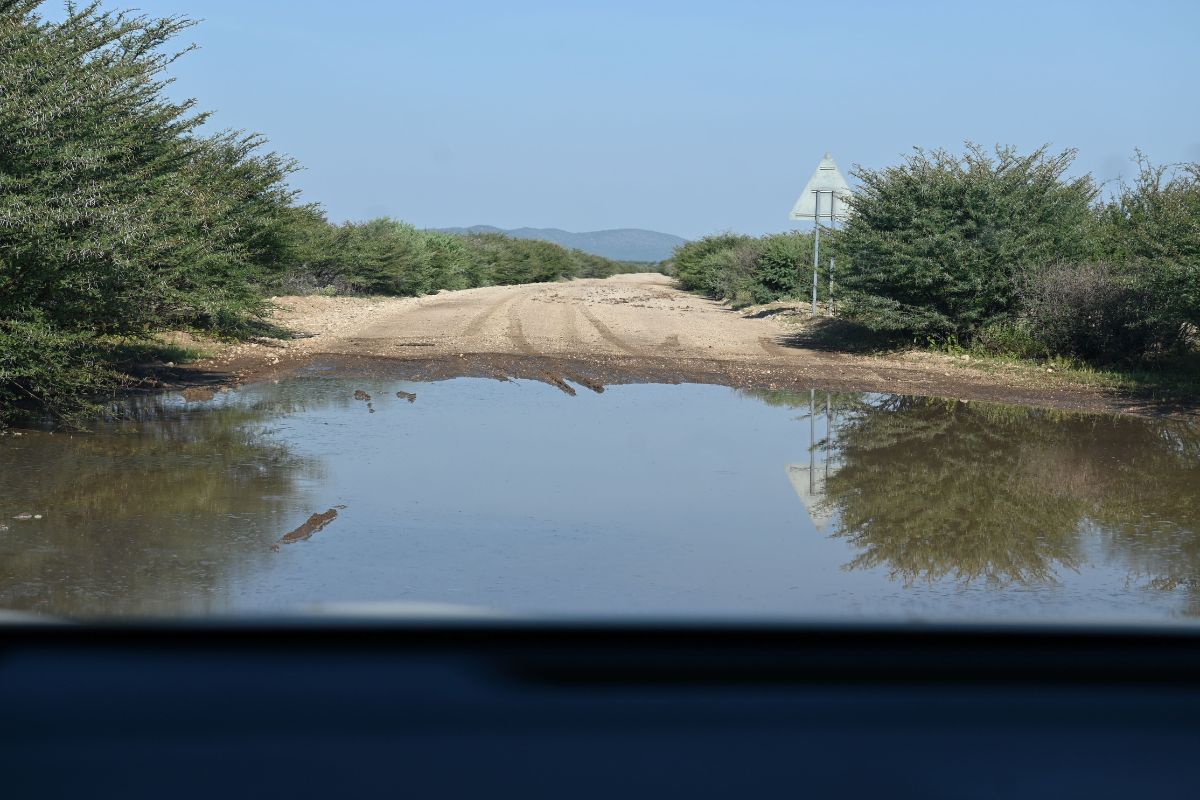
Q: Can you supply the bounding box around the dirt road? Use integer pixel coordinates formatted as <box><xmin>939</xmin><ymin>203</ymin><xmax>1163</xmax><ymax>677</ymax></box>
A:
<box><xmin>191</xmin><ymin>273</ymin><xmax>1166</xmax><ymax>414</ymax></box>
<box><xmin>282</xmin><ymin>273</ymin><xmax>798</xmax><ymax>362</ymax></box>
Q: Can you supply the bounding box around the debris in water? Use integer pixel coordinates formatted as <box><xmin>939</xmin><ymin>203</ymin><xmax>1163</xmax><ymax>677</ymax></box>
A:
<box><xmin>368</xmin><ymin>402</ymin><xmax>376</xmax><ymax>413</ymax></box>
<box><xmin>564</xmin><ymin>373</ymin><xmax>605</xmax><ymax>394</ymax></box>
<box><xmin>536</xmin><ymin>370</ymin><xmax>576</xmax><ymax>396</ymax></box>
<box><xmin>13</xmin><ymin>513</ymin><xmax>33</xmax><ymax>520</ymax></box>
<box><xmin>272</xmin><ymin>507</ymin><xmax>344</xmax><ymax>551</ymax></box>
<box><xmin>181</xmin><ymin>387</ymin><xmax>217</xmax><ymax>402</ymax></box>
<box><xmin>396</xmin><ymin>390</ymin><xmax>417</xmax><ymax>403</ymax></box>
<box><xmin>353</xmin><ymin>389</ymin><xmax>371</xmax><ymax>401</ymax></box>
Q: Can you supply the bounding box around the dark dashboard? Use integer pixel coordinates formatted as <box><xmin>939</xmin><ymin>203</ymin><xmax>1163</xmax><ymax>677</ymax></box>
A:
<box><xmin>3</xmin><ymin>621</ymin><xmax>1198</xmax><ymax>797</ymax></box>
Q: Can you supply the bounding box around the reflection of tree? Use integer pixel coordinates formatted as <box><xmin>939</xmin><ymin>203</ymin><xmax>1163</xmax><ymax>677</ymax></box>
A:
<box><xmin>1086</xmin><ymin>416</ymin><xmax>1200</xmax><ymax>607</ymax></box>
<box><xmin>0</xmin><ymin>397</ymin><xmax>319</xmax><ymax>617</ymax></box>
<box><xmin>821</xmin><ymin>398</ymin><xmax>1085</xmax><ymax>585</ymax></box>
<box><xmin>819</xmin><ymin>397</ymin><xmax>1200</xmax><ymax>591</ymax></box>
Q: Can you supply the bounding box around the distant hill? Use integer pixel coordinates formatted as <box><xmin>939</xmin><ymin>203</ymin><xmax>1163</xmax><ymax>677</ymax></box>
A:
<box><xmin>434</xmin><ymin>226</ymin><xmax>686</xmax><ymax>262</ymax></box>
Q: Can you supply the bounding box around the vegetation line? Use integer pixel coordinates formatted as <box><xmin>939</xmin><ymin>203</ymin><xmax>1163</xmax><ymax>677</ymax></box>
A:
<box><xmin>668</xmin><ymin>145</ymin><xmax>1198</xmax><ymax>398</ymax></box>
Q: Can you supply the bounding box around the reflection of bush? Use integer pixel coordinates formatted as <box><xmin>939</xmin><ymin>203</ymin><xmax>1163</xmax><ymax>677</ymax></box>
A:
<box><xmin>777</xmin><ymin>393</ymin><xmax>1200</xmax><ymax>591</ymax></box>
<box><xmin>0</xmin><ymin>402</ymin><xmax>320</xmax><ymax>616</ymax></box>
<box><xmin>822</xmin><ymin>399</ymin><xmax>1085</xmax><ymax>586</ymax></box>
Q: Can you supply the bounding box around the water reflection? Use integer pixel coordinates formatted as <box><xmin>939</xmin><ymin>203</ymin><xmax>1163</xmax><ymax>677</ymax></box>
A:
<box><xmin>0</xmin><ymin>395</ymin><xmax>319</xmax><ymax>616</ymax></box>
<box><xmin>759</xmin><ymin>390</ymin><xmax>1200</xmax><ymax>595</ymax></box>
<box><xmin>2</xmin><ymin>377</ymin><xmax>1198</xmax><ymax>620</ymax></box>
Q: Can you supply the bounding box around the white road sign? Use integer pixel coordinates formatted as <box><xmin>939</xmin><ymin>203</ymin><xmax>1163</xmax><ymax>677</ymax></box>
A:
<box><xmin>789</xmin><ymin>152</ymin><xmax>852</xmax><ymax>221</ymax></box>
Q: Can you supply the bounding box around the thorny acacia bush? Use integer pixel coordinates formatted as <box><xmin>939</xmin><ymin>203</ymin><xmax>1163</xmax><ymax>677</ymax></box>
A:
<box><xmin>668</xmin><ymin>232</ymin><xmax>814</xmax><ymax>305</ymax></box>
<box><xmin>1014</xmin><ymin>157</ymin><xmax>1200</xmax><ymax>363</ymax></box>
<box><xmin>833</xmin><ymin>144</ymin><xmax>1099</xmax><ymax>342</ymax></box>
<box><xmin>0</xmin><ymin>1</ymin><xmax>298</xmax><ymax>335</ymax></box>
<box><xmin>1</xmin><ymin>0</ymin><xmax>296</xmax><ymax>423</ymax></box>
<box><xmin>1097</xmin><ymin>156</ymin><xmax>1200</xmax><ymax>339</ymax></box>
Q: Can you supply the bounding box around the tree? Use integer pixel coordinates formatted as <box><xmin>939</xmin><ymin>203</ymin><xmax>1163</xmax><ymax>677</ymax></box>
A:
<box><xmin>835</xmin><ymin>144</ymin><xmax>1098</xmax><ymax>341</ymax></box>
<box><xmin>1098</xmin><ymin>155</ymin><xmax>1200</xmax><ymax>332</ymax></box>
<box><xmin>0</xmin><ymin>0</ymin><xmax>297</xmax><ymax>422</ymax></box>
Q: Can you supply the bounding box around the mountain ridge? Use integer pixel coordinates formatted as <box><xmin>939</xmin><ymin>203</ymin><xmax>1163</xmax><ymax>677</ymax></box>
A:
<box><xmin>433</xmin><ymin>225</ymin><xmax>686</xmax><ymax>262</ymax></box>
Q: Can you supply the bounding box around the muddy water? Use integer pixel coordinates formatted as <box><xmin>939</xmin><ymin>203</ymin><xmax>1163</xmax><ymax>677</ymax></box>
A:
<box><xmin>1</xmin><ymin>370</ymin><xmax>1198</xmax><ymax>621</ymax></box>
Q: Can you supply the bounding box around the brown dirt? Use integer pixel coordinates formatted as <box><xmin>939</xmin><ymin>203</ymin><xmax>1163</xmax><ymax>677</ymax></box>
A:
<box><xmin>176</xmin><ymin>274</ymin><xmax>1194</xmax><ymax>417</ymax></box>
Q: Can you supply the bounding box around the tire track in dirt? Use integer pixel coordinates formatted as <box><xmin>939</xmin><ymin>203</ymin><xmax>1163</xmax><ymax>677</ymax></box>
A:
<box><xmin>556</xmin><ymin>294</ymin><xmax>584</xmax><ymax>347</ymax></box>
<box><xmin>506</xmin><ymin>302</ymin><xmax>537</xmax><ymax>355</ymax></box>
<box><xmin>579</xmin><ymin>305</ymin><xmax>643</xmax><ymax>356</ymax></box>
<box><xmin>758</xmin><ymin>336</ymin><xmax>789</xmax><ymax>358</ymax></box>
<box><xmin>463</xmin><ymin>293</ymin><xmax>518</xmax><ymax>339</ymax></box>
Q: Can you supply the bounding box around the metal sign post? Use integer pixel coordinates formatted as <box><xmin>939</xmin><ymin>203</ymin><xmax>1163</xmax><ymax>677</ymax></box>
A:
<box><xmin>812</xmin><ymin>194</ymin><xmax>820</xmax><ymax>315</ymax></box>
<box><xmin>789</xmin><ymin>153</ymin><xmax>852</xmax><ymax>316</ymax></box>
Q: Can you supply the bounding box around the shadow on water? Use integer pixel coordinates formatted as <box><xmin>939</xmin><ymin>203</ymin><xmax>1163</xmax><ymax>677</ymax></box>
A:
<box><xmin>0</xmin><ymin>394</ymin><xmax>321</xmax><ymax>617</ymax></box>
<box><xmin>750</xmin><ymin>389</ymin><xmax>1200</xmax><ymax>607</ymax></box>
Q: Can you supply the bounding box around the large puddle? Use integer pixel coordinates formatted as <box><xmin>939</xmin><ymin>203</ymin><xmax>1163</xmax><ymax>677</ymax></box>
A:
<box><xmin>2</xmin><ymin>369</ymin><xmax>1198</xmax><ymax>621</ymax></box>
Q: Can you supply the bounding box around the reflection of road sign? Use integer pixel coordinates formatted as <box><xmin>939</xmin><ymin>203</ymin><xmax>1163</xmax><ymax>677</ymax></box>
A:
<box><xmin>786</xmin><ymin>465</ymin><xmax>834</xmax><ymax>532</ymax></box>
<box><xmin>789</xmin><ymin>152</ymin><xmax>852</xmax><ymax>221</ymax></box>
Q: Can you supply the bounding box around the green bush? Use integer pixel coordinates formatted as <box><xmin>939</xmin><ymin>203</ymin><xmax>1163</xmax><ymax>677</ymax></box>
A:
<box><xmin>0</xmin><ymin>3</ymin><xmax>297</xmax><ymax>336</ymax></box>
<box><xmin>1098</xmin><ymin>156</ymin><xmax>1200</xmax><ymax>330</ymax></box>
<box><xmin>703</xmin><ymin>242</ymin><xmax>761</xmax><ymax>305</ymax></box>
<box><xmin>0</xmin><ymin>318</ymin><xmax>117</xmax><ymax>427</ymax></box>
<box><xmin>267</xmin><ymin>222</ymin><xmax>642</xmax><ymax>296</ymax></box>
<box><xmin>668</xmin><ymin>232</ymin><xmax>812</xmax><ymax>304</ymax></box>
<box><xmin>971</xmin><ymin>319</ymin><xmax>1041</xmax><ymax>359</ymax></box>
<box><xmin>756</xmin><ymin>232</ymin><xmax>813</xmax><ymax>300</ymax></box>
<box><xmin>0</xmin><ymin>0</ymin><xmax>298</xmax><ymax>424</ymax></box>
<box><xmin>424</xmin><ymin>231</ymin><xmax>473</xmax><ymax>291</ymax></box>
<box><xmin>569</xmin><ymin>250</ymin><xmax>654</xmax><ymax>279</ymax></box>
<box><xmin>835</xmin><ymin>144</ymin><xmax>1099</xmax><ymax>341</ymax></box>
<box><xmin>457</xmin><ymin>233</ymin><xmax>575</xmax><ymax>285</ymax></box>
<box><xmin>334</xmin><ymin>218</ymin><xmax>433</xmax><ymax>295</ymax></box>
<box><xmin>670</xmin><ymin>233</ymin><xmax>755</xmax><ymax>296</ymax></box>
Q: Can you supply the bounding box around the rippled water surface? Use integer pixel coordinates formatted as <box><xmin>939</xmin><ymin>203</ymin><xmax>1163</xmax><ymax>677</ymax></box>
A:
<box><xmin>2</xmin><ymin>370</ymin><xmax>1198</xmax><ymax>621</ymax></box>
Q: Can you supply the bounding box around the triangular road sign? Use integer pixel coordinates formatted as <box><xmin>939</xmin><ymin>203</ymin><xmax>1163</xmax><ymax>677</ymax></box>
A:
<box><xmin>789</xmin><ymin>152</ymin><xmax>852</xmax><ymax>221</ymax></box>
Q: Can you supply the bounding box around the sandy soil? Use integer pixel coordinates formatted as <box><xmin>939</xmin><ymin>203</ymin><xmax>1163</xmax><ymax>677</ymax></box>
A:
<box><xmin>180</xmin><ymin>273</ymin><xmax>1183</xmax><ymax>415</ymax></box>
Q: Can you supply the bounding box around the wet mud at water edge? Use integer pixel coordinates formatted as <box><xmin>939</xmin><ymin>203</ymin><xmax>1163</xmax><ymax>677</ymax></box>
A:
<box><xmin>161</xmin><ymin>349</ymin><xmax>1198</xmax><ymax>419</ymax></box>
<box><xmin>0</xmin><ymin>370</ymin><xmax>1198</xmax><ymax>621</ymax></box>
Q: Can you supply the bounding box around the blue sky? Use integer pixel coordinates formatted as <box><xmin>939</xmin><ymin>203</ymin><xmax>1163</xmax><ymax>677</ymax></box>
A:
<box><xmin>52</xmin><ymin>0</ymin><xmax>1200</xmax><ymax>238</ymax></box>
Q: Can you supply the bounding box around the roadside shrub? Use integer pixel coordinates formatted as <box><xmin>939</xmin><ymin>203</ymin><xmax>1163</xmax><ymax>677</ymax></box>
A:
<box><xmin>668</xmin><ymin>232</ymin><xmax>812</xmax><ymax>304</ymax></box>
<box><xmin>1101</xmin><ymin>156</ymin><xmax>1200</xmax><ymax>266</ymax></box>
<box><xmin>670</xmin><ymin>233</ymin><xmax>754</xmax><ymax>296</ymax></box>
<box><xmin>756</xmin><ymin>232</ymin><xmax>812</xmax><ymax>300</ymax></box>
<box><xmin>335</xmin><ymin>219</ymin><xmax>433</xmax><ymax>295</ymax></box>
<box><xmin>0</xmin><ymin>319</ymin><xmax>117</xmax><ymax>427</ymax></box>
<box><xmin>460</xmin><ymin>234</ymin><xmax>576</xmax><ymax>285</ymax></box>
<box><xmin>0</xmin><ymin>0</ymin><xmax>297</xmax><ymax>424</ymax></box>
<box><xmin>570</xmin><ymin>250</ymin><xmax>655</xmax><ymax>279</ymax></box>
<box><xmin>971</xmin><ymin>318</ymin><xmax>1041</xmax><ymax>359</ymax></box>
<box><xmin>1018</xmin><ymin>262</ymin><xmax>1182</xmax><ymax>362</ymax></box>
<box><xmin>264</xmin><ymin>205</ymin><xmax>345</xmax><ymax>293</ymax></box>
<box><xmin>424</xmin><ymin>231</ymin><xmax>472</xmax><ymax>291</ymax></box>
<box><xmin>835</xmin><ymin>144</ymin><xmax>1099</xmax><ymax>342</ymax></box>
<box><xmin>1098</xmin><ymin>156</ymin><xmax>1200</xmax><ymax>330</ymax></box>
<box><xmin>0</xmin><ymin>3</ymin><xmax>297</xmax><ymax>336</ymax></box>
<box><xmin>705</xmin><ymin>242</ymin><xmax>762</xmax><ymax>306</ymax></box>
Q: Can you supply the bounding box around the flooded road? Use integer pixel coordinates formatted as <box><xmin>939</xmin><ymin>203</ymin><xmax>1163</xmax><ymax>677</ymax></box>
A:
<box><xmin>2</xmin><ymin>366</ymin><xmax>1198</xmax><ymax>621</ymax></box>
